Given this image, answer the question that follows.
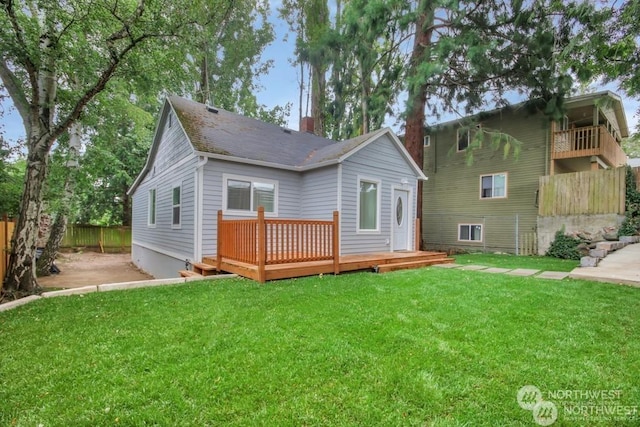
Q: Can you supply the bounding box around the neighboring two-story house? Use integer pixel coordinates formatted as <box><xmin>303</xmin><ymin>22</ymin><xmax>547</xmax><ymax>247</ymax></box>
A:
<box><xmin>422</xmin><ymin>91</ymin><xmax>629</xmax><ymax>254</ymax></box>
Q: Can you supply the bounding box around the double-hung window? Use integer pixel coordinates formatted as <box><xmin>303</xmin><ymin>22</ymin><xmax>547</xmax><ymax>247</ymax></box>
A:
<box><xmin>357</xmin><ymin>177</ymin><xmax>381</xmax><ymax>232</ymax></box>
<box><xmin>480</xmin><ymin>173</ymin><xmax>507</xmax><ymax>199</ymax></box>
<box><xmin>148</xmin><ymin>188</ymin><xmax>156</xmax><ymax>227</ymax></box>
<box><xmin>172</xmin><ymin>184</ymin><xmax>181</xmax><ymax>228</ymax></box>
<box><xmin>224</xmin><ymin>175</ymin><xmax>277</xmax><ymax>214</ymax></box>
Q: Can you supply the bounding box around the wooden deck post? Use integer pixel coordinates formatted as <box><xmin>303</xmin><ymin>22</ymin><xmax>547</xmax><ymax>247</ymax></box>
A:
<box><xmin>216</xmin><ymin>210</ymin><xmax>223</xmax><ymax>271</ymax></box>
<box><xmin>415</xmin><ymin>217</ymin><xmax>421</xmax><ymax>251</ymax></box>
<box><xmin>257</xmin><ymin>206</ymin><xmax>266</xmax><ymax>283</ymax></box>
<box><xmin>332</xmin><ymin>211</ymin><xmax>340</xmax><ymax>275</ymax></box>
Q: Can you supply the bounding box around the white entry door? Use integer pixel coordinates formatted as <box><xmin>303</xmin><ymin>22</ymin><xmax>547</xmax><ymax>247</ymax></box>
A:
<box><xmin>393</xmin><ymin>189</ymin><xmax>409</xmax><ymax>251</ymax></box>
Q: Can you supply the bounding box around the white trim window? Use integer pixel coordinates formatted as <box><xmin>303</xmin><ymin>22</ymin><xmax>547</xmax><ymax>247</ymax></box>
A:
<box><xmin>357</xmin><ymin>177</ymin><xmax>381</xmax><ymax>232</ymax></box>
<box><xmin>172</xmin><ymin>184</ymin><xmax>181</xmax><ymax>228</ymax></box>
<box><xmin>480</xmin><ymin>173</ymin><xmax>507</xmax><ymax>199</ymax></box>
<box><xmin>457</xmin><ymin>128</ymin><xmax>469</xmax><ymax>151</ymax></box>
<box><xmin>423</xmin><ymin>135</ymin><xmax>431</xmax><ymax>147</ymax></box>
<box><xmin>459</xmin><ymin>224</ymin><xmax>482</xmax><ymax>242</ymax></box>
<box><xmin>148</xmin><ymin>188</ymin><xmax>156</xmax><ymax>227</ymax></box>
<box><xmin>223</xmin><ymin>174</ymin><xmax>278</xmax><ymax>215</ymax></box>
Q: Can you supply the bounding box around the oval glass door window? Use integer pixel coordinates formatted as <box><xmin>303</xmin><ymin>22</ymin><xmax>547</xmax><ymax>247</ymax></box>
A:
<box><xmin>396</xmin><ymin>196</ymin><xmax>403</xmax><ymax>226</ymax></box>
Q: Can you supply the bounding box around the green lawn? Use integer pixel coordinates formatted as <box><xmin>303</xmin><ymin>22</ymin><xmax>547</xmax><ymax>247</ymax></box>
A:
<box><xmin>453</xmin><ymin>253</ymin><xmax>579</xmax><ymax>272</ymax></box>
<box><xmin>1</xmin><ymin>269</ymin><xmax>638</xmax><ymax>426</ymax></box>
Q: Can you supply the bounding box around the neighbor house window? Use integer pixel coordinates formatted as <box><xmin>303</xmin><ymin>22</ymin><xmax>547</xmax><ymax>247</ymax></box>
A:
<box><xmin>172</xmin><ymin>184</ymin><xmax>181</xmax><ymax>227</ymax></box>
<box><xmin>459</xmin><ymin>224</ymin><xmax>482</xmax><ymax>242</ymax></box>
<box><xmin>224</xmin><ymin>175</ymin><xmax>277</xmax><ymax>214</ymax></box>
<box><xmin>457</xmin><ymin>128</ymin><xmax>469</xmax><ymax>151</ymax></box>
<box><xmin>423</xmin><ymin>135</ymin><xmax>431</xmax><ymax>147</ymax></box>
<box><xmin>358</xmin><ymin>177</ymin><xmax>381</xmax><ymax>232</ymax></box>
<box><xmin>168</xmin><ymin>111</ymin><xmax>173</xmax><ymax>128</ymax></box>
<box><xmin>480</xmin><ymin>173</ymin><xmax>507</xmax><ymax>199</ymax></box>
<box><xmin>148</xmin><ymin>188</ymin><xmax>156</xmax><ymax>227</ymax></box>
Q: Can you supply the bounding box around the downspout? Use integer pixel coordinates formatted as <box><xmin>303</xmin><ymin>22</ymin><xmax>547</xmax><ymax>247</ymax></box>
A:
<box><xmin>194</xmin><ymin>156</ymin><xmax>209</xmax><ymax>262</ymax></box>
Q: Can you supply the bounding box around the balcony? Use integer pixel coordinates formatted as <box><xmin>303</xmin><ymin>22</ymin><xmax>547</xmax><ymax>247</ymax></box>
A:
<box><xmin>552</xmin><ymin>125</ymin><xmax>627</xmax><ymax>168</ymax></box>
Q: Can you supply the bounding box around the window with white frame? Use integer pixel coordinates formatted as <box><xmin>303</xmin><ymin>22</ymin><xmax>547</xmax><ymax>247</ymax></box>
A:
<box><xmin>148</xmin><ymin>188</ymin><xmax>156</xmax><ymax>226</ymax></box>
<box><xmin>423</xmin><ymin>135</ymin><xmax>431</xmax><ymax>147</ymax></box>
<box><xmin>358</xmin><ymin>178</ymin><xmax>380</xmax><ymax>232</ymax></box>
<box><xmin>172</xmin><ymin>184</ymin><xmax>181</xmax><ymax>227</ymax></box>
<box><xmin>224</xmin><ymin>175</ymin><xmax>277</xmax><ymax>214</ymax></box>
<box><xmin>459</xmin><ymin>224</ymin><xmax>482</xmax><ymax>241</ymax></box>
<box><xmin>480</xmin><ymin>173</ymin><xmax>507</xmax><ymax>199</ymax></box>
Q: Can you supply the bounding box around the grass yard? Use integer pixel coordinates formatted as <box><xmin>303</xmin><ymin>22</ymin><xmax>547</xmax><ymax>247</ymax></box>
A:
<box><xmin>453</xmin><ymin>253</ymin><xmax>579</xmax><ymax>272</ymax></box>
<box><xmin>1</xmin><ymin>269</ymin><xmax>638</xmax><ymax>426</ymax></box>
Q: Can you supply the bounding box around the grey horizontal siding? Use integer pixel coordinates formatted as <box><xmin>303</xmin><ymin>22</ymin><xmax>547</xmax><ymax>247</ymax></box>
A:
<box><xmin>300</xmin><ymin>166</ymin><xmax>338</xmax><ymax>219</ymax></box>
<box><xmin>132</xmin><ymin>156</ymin><xmax>197</xmax><ymax>261</ymax></box>
<box><xmin>201</xmin><ymin>160</ymin><xmax>303</xmax><ymax>256</ymax></box>
<box><xmin>341</xmin><ymin>134</ymin><xmax>418</xmax><ymax>255</ymax></box>
<box><xmin>131</xmin><ymin>114</ymin><xmax>197</xmax><ymax>263</ymax></box>
<box><xmin>423</xmin><ymin>109</ymin><xmax>549</xmax><ymax>253</ymax></box>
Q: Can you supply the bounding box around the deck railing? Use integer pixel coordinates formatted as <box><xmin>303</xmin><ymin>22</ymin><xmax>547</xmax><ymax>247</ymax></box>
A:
<box><xmin>217</xmin><ymin>207</ymin><xmax>339</xmax><ymax>282</ymax></box>
<box><xmin>552</xmin><ymin>125</ymin><xmax>627</xmax><ymax>167</ymax></box>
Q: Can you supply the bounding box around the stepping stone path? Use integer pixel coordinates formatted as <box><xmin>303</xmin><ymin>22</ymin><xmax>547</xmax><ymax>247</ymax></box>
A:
<box><xmin>433</xmin><ymin>263</ymin><xmax>569</xmax><ymax>280</ymax></box>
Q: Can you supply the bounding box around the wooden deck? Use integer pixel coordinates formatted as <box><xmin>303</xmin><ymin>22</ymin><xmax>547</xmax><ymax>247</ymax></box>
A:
<box><xmin>200</xmin><ymin>251</ymin><xmax>454</xmax><ymax>282</ymax></box>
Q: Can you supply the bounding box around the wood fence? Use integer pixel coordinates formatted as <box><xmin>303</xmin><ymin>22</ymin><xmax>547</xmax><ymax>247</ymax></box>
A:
<box><xmin>217</xmin><ymin>206</ymin><xmax>339</xmax><ymax>282</ymax></box>
<box><xmin>1</xmin><ymin>216</ymin><xmax>16</xmax><ymax>283</ymax></box>
<box><xmin>538</xmin><ymin>167</ymin><xmax>626</xmax><ymax>216</ymax></box>
<box><xmin>62</xmin><ymin>225</ymin><xmax>132</xmax><ymax>252</ymax></box>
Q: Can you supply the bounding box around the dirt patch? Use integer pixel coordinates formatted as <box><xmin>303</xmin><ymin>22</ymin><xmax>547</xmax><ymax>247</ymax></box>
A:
<box><xmin>38</xmin><ymin>251</ymin><xmax>154</xmax><ymax>289</ymax></box>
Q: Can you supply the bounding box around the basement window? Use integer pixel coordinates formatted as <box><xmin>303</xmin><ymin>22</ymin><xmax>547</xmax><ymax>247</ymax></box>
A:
<box><xmin>458</xmin><ymin>224</ymin><xmax>482</xmax><ymax>242</ymax></box>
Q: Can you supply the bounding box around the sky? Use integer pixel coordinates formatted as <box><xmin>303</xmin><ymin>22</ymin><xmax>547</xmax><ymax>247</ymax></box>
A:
<box><xmin>1</xmin><ymin>6</ymin><xmax>639</xmax><ymax>146</ymax></box>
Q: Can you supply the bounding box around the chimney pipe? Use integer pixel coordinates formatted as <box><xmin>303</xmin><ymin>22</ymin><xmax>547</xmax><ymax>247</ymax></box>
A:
<box><xmin>300</xmin><ymin>116</ymin><xmax>314</xmax><ymax>134</ymax></box>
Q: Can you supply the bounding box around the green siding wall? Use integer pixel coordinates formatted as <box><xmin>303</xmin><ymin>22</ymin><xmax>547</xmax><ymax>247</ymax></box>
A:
<box><xmin>423</xmin><ymin>108</ymin><xmax>550</xmax><ymax>253</ymax></box>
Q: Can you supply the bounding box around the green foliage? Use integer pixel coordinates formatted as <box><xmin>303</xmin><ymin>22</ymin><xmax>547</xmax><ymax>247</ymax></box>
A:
<box><xmin>546</xmin><ymin>230</ymin><xmax>582</xmax><ymax>260</ymax></box>
<box><xmin>619</xmin><ymin>165</ymin><xmax>640</xmax><ymax>237</ymax></box>
<box><xmin>0</xmin><ymin>140</ymin><xmax>24</xmax><ymax>217</ymax></box>
<box><xmin>2</xmin><ymin>272</ymin><xmax>639</xmax><ymax>424</ymax></box>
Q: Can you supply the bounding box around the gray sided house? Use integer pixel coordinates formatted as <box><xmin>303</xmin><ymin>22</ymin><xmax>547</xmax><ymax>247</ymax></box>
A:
<box><xmin>128</xmin><ymin>96</ymin><xmax>427</xmax><ymax>278</ymax></box>
<box><xmin>422</xmin><ymin>91</ymin><xmax>629</xmax><ymax>254</ymax></box>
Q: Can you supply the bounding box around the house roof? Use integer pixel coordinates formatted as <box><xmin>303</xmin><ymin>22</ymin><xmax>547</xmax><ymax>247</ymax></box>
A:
<box><xmin>169</xmin><ymin>96</ymin><xmax>337</xmax><ymax>167</ymax></box>
<box><xmin>629</xmin><ymin>158</ymin><xmax>640</xmax><ymax>168</ymax></box>
<box><xmin>128</xmin><ymin>96</ymin><xmax>427</xmax><ymax>195</ymax></box>
<box><xmin>427</xmin><ymin>91</ymin><xmax>629</xmax><ymax>138</ymax></box>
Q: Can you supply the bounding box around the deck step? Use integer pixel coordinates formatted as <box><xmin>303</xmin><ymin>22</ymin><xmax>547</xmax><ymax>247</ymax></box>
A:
<box><xmin>375</xmin><ymin>258</ymin><xmax>454</xmax><ymax>273</ymax></box>
<box><xmin>192</xmin><ymin>262</ymin><xmax>218</xmax><ymax>276</ymax></box>
<box><xmin>179</xmin><ymin>270</ymin><xmax>203</xmax><ymax>278</ymax></box>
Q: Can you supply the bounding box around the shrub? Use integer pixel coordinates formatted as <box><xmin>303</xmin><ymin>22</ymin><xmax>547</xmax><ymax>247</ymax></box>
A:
<box><xmin>546</xmin><ymin>230</ymin><xmax>581</xmax><ymax>260</ymax></box>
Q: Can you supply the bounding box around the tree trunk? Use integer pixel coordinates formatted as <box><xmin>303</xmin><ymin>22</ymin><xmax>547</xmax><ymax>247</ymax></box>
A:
<box><xmin>404</xmin><ymin>2</ymin><xmax>434</xmax><ymax>250</ymax></box>
<box><xmin>36</xmin><ymin>121</ymin><xmax>81</xmax><ymax>276</ymax></box>
<box><xmin>2</xmin><ymin>131</ymin><xmax>50</xmax><ymax>298</ymax></box>
<box><xmin>122</xmin><ymin>190</ymin><xmax>132</xmax><ymax>227</ymax></box>
<box><xmin>311</xmin><ymin>63</ymin><xmax>325</xmax><ymax>136</ymax></box>
<box><xmin>36</xmin><ymin>211</ymin><xmax>67</xmax><ymax>276</ymax></box>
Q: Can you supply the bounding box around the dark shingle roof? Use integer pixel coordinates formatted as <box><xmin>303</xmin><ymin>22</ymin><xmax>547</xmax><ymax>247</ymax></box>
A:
<box><xmin>170</xmin><ymin>96</ymin><xmax>340</xmax><ymax>167</ymax></box>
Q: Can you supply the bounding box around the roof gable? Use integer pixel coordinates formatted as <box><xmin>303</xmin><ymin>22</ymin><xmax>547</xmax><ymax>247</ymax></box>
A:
<box><xmin>129</xmin><ymin>96</ymin><xmax>427</xmax><ymax>195</ymax></box>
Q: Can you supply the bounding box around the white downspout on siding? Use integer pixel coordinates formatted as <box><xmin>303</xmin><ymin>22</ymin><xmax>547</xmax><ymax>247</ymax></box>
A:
<box><xmin>193</xmin><ymin>156</ymin><xmax>208</xmax><ymax>262</ymax></box>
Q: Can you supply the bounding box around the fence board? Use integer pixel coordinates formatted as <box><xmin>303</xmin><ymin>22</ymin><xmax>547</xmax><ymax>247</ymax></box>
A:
<box><xmin>61</xmin><ymin>225</ymin><xmax>131</xmax><ymax>251</ymax></box>
<box><xmin>1</xmin><ymin>217</ymin><xmax>16</xmax><ymax>282</ymax></box>
<box><xmin>538</xmin><ymin>168</ymin><xmax>626</xmax><ymax>216</ymax></box>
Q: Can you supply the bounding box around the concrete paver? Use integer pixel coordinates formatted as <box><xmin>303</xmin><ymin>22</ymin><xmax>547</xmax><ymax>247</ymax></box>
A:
<box><xmin>506</xmin><ymin>268</ymin><xmax>540</xmax><ymax>277</ymax></box>
<box><xmin>536</xmin><ymin>271</ymin><xmax>570</xmax><ymax>280</ymax></box>
<box><xmin>482</xmin><ymin>267</ymin><xmax>513</xmax><ymax>274</ymax></box>
<box><xmin>432</xmin><ymin>263</ymin><xmax>462</xmax><ymax>268</ymax></box>
<box><xmin>459</xmin><ymin>265</ymin><xmax>488</xmax><ymax>271</ymax></box>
